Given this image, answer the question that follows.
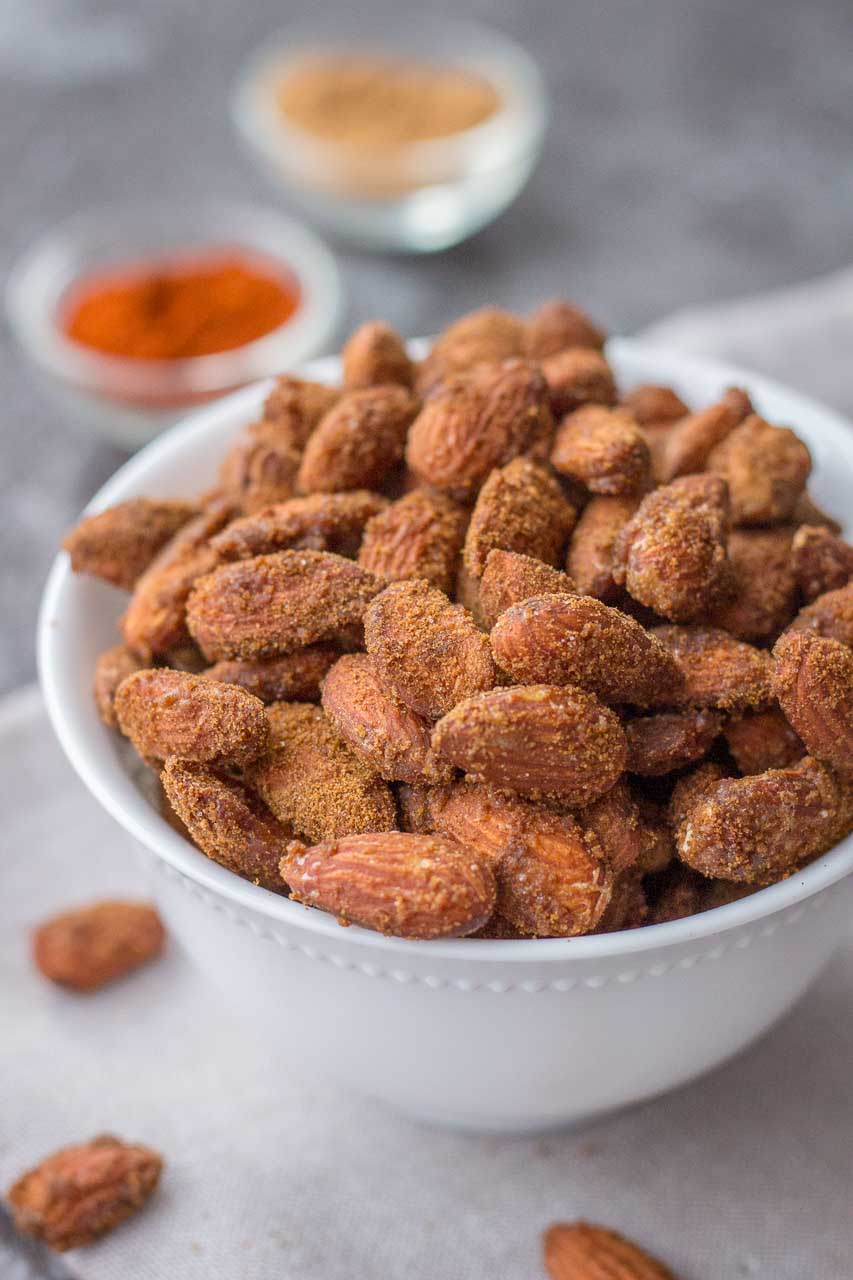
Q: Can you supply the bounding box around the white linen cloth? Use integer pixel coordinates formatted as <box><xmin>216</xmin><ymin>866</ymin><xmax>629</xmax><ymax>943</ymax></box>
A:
<box><xmin>3</xmin><ymin>267</ymin><xmax>853</xmax><ymax>1279</ymax></box>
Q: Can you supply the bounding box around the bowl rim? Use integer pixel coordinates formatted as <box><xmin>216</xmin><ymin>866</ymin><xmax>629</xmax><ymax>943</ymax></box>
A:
<box><xmin>37</xmin><ymin>337</ymin><xmax>853</xmax><ymax>964</ymax></box>
<box><xmin>5</xmin><ymin>198</ymin><xmax>343</xmax><ymax>398</ymax></box>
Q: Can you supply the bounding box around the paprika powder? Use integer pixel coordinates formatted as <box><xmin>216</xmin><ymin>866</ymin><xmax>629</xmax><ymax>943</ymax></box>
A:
<box><xmin>61</xmin><ymin>250</ymin><xmax>300</xmax><ymax>361</ymax></box>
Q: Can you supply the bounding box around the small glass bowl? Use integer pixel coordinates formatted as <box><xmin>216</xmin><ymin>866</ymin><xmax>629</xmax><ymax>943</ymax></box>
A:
<box><xmin>232</xmin><ymin>14</ymin><xmax>548</xmax><ymax>253</ymax></box>
<box><xmin>6</xmin><ymin>200</ymin><xmax>342</xmax><ymax>449</ymax></box>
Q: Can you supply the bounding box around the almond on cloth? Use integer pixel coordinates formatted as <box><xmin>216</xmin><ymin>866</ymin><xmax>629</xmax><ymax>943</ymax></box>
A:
<box><xmin>543</xmin><ymin>1220</ymin><xmax>678</xmax><ymax>1279</ymax></box>
<box><xmin>281</xmin><ymin>832</ymin><xmax>496</xmax><ymax>939</ymax></box>
<box><xmin>33</xmin><ymin>901</ymin><xmax>164</xmax><ymax>992</ymax></box>
<box><xmin>432</xmin><ymin>684</ymin><xmax>627</xmax><ymax>804</ymax></box>
<box><xmin>8</xmin><ymin>1135</ymin><xmax>163</xmax><ymax>1252</ymax></box>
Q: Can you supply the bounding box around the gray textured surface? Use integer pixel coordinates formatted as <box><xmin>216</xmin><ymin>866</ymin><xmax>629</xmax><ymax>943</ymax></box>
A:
<box><xmin>4</xmin><ymin>0</ymin><xmax>853</xmax><ymax>694</ymax></box>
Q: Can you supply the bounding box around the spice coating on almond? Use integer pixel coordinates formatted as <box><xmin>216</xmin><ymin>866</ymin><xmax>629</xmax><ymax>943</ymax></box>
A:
<box><xmin>281</xmin><ymin>832</ymin><xmax>496</xmax><ymax>938</ymax></box>
<box><xmin>433</xmin><ymin>683</ymin><xmax>627</xmax><ymax>804</ymax></box>
<box><xmin>358</xmin><ymin>487</ymin><xmax>468</xmax><ymax>594</ymax></box>
<box><xmin>63</xmin><ymin>498</ymin><xmax>197</xmax><ymax>591</ymax></box>
<box><xmin>365</xmin><ymin>578</ymin><xmax>496</xmax><ymax>719</ymax></box>
<box><xmin>187</xmin><ymin>550</ymin><xmax>382</xmax><ymax>661</ymax></box>
<box><xmin>114</xmin><ymin>668</ymin><xmax>268</xmax><ymax>766</ymax></box>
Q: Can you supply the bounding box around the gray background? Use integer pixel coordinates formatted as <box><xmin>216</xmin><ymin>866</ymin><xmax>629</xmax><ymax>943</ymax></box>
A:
<box><xmin>3</xmin><ymin>0</ymin><xmax>853</xmax><ymax>694</ymax></box>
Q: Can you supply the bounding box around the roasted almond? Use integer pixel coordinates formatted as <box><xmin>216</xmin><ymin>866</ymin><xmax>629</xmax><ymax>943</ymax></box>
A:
<box><xmin>357</xmin><ymin>487</ymin><xmax>468</xmax><ymax>594</ymax></box>
<box><xmin>772</xmin><ymin>630</ymin><xmax>853</xmax><ymax>773</ymax></box>
<box><xmin>432</xmin><ymin>684</ymin><xmax>627</xmax><ymax>804</ymax></box>
<box><xmin>298</xmin><ymin>385</ymin><xmax>418</xmax><ymax>493</ymax></box>
<box><xmin>478</xmin><ymin>549</ymin><xmax>576</xmax><ymax>631</ymax></box>
<box><xmin>462</xmin><ymin>456</ymin><xmax>577</xmax><ymax>579</ymax></box>
<box><xmin>281</xmin><ymin>832</ymin><xmax>496</xmax><ymax>939</ymax></box>
<box><xmin>33</xmin><ymin>901</ymin><xmax>165</xmax><ymax>992</ymax></box>
<box><xmin>650</xmin><ymin>625</ymin><xmax>774</xmax><ymax>711</ymax></box>
<box><xmin>63</xmin><ymin>498</ymin><xmax>197</xmax><ymax>591</ymax></box>
<box><xmin>565</xmin><ymin>494</ymin><xmax>639</xmax><ymax>601</ymax></box>
<box><xmin>93</xmin><ymin>644</ymin><xmax>144</xmax><ymax>728</ymax></box>
<box><xmin>202</xmin><ymin>645</ymin><xmax>340</xmax><ymax>704</ymax></box>
<box><xmin>342</xmin><ymin>320</ymin><xmax>414</xmax><ymax>389</ymax></box>
<box><xmin>114</xmin><ymin>669</ymin><xmax>269</xmax><ymax>766</ymax></box>
<box><xmin>364</xmin><ymin>578</ymin><xmax>496</xmax><ymax>719</ymax></box>
<box><xmin>550</xmin><ymin>404</ymin><xmax>651</xmax><ymax>496</ymax></box>
<box><xmin>211</xmin><ymin>491</ymin><xmax>387</xmax><ymax>561</ymax></box>
<box><xmin>785</xmin><ymin>581</ymin><xmax>853</xmax><ymax>647</ymax></box>
<box><xmin>321</xmin><ymin>653</ymin><xmax>448</xmax><ymax>783</ymax></box>
<box><xmin>544</xmin><ymin>1221</ymin><xmax>678</xmax><ymax>1280</ymax></box>
<box><xmin>625</xmin><ymin>709</ymin><xmax>722</xmax><ymax>776</ymax></box>
<box><xmin>707</xmin><ymin>413</ymin><xmax>811</xmax><ymax>525</ymax></box>
<box><xmin>490</xmin><ymin>594</ymin><xmax>683</xmax><ymax>706</ymax></box>
<box><xmin>524</xmin><ymin>298</ymin><xmax>606</xmax><ymax>358</ymax></box>
<box><xmin>186</xmin><ymin>550</ymin><xmax>383</xmax><ymax>661</ymax></box>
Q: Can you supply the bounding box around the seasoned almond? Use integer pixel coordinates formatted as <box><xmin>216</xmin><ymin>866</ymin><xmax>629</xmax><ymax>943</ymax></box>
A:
<box><xmin>33</xmin><ymin>901</ymin><xmax>164</xmax><ymax>992</ymax></box>
<box><xmin>211</xmin><ymin>491</ymin><xmax>387</xmax><ymax>560</ymax></box>
<box><xmin>491</xmin><ymin>594</ymin><xmax>683</xmax><ymax>706</ymax></box>
<box><xmin>298</xmin><ymin>385</ymin><xmax>418</xmax><ymax>494</ymax></box>
<box><xmin>544</xmin><ymin>1221</ymin><xmax>677</xmax><ymax>1280</ymax></box>
<box><xmin>541</xmin><ymin>347</ymin><xmax>617</xmax><ymax>418</ymax></box>
<box><xmin>263</xmin><ymin>374</ymin><xmax>340</xmax><ymax>447</ymax></box>
<box><xmin>565</xmin><ymin>495</ymin><xmax>639</xmax><ymax>600</ymax></box>
<box><xmin>218</xmin><ymin>420</ymin><xmax>301</xmax><ymax>513</ymax></box>
<box><xmin>406</xmin><ymin>360</ymin><xmax>553</xmax><ymax>499</ymax></box>
<box><xmin>186</xmin><ymin>550</ymin><xmax>382</xmax><ymax>661</ymax></box>
<box><xmin>612</xmin><ymin>474</ymin><xmax>730</xmax><ymax>622</ymax></box>
<box><xmin>621</xmin><ymin>383</ymin><xmax>689</xmax><ymax>426</ymax></box>
<box><xmin>364</xmin><ymin>578</ymin><xmax>496</xmax><ymax>719</ymax></box>
<box><xmin>63</xmin><ymin>498</ymin><xmax>197</xmax><ymax>591</ymax></box>
<box><xmin>202</xmin><ymin>646</ymin><xmax>340</xmax><ymax>704</ymax></box>
<box><xmin>342</xmin><ymin>320</ymin><xmax>414</xmax><ymax>389</ymax></box>
<box><xmin>772</xmin><ymin>631</ymin><xmax>853</xmax><ymax>773</ymax></box>
<box><xmin>114</xmin><ymin>669</ymin><xmax>268</xmax><ymax>766</ymax></box>
<box><xmin>478</xmin><ymin>549</ymin><xmax>576</xmax><ymax>631</ymax></box>
<box><xmin>724</xmin><ymin>707</ymin><xmax>804</xmax><ymax>775</ymax></box>
<box><xmin>395</xmin><ymin>781</ymin><xmax>436</xmax><ymax>834</ymax></box>
<box><xmin>706</xmin><ymin>527</ymin><xmax>798</xmax><ymax>642</ymax></box>
<box><xmin>161</xmin><ymin>758</ymin><xmax>290</xmax><ymax>889</ymax></box>
<box><xmin>249</xmin><ymin>702</ymin><xmax>396</xmax><ymax>841</ymax></box>
<box><xmin>651</xmin><ymin>625</ymin><xmax>773</xmax><ymax>711</ymax></box>
<box><xmin>658</xmin><ymin>388</ymin><xmax>750</xmax><ymax>480</ymax></box>
<box><xmin>550</xmin><ymin>405</ymin><xmax>651</xmax><ymax>496</ymax></box>
<box><xmin>707</xmin><ymin>413</ymin><xmax>811</xmax><ymax>525</ymax></box>
<box><xmin>791</xmin><ymin>524</ymin><xmax>853</xmax><ymax>601</ymax></box>
<box><xmin>120</xmin><ymin>497</ymin><xmax>237</xmax><ymax>659</ymax></box>
<box><xmin>357</xmin><ymin>487</ymin><xmax>468</xmax><ymax>594</ymax></box>
<box><xmin>673</xmin><ymin>756</ymin><xmax>844</xmax><ymax>883</ymax></box>
<box><xmin>463</xmin><ymin>457</ymin><xmax>577</xmax><ymax>579</ymax></box>
<box><xmin>281</xmin><ymin>832</ymin><xmax>495</xmax><ymax>938</ymax></box>
<box><xmin>580</xmin><ymin>777</ymin><xmax>646</xmax><ymax>874</ymax></box>
<box><xmin>8</xmin><ymin>1135</ymin><xmax>163</xmax><ymax>1252</ymax></box>
<box><xmin>524</xmin><ymin>298</ymin><xmax>605</xmax><ymax>358</ymax></box>
<box><xmin>93</xmin><ymin>644</ymin><xmax>143</xmax><ymax>728</ymax></box>
<box><xmin>432</xmin><ymin>684</ymin><xmax>627</xmax><ymax>804</ymax></box>
<box><xmin>322</xmin><ymin>653</ymin><xmax>448</xmax><ymax>783</ymax></box>
<box><xmin>785</xmin><ymin>581</ymin><xmax>853</xmax><ymax>647</ymax></box>
<box><xmin>625</xmin><ymin>709</ymin><xmax>722</xmax><ymax>776</ymax></box>
<box><xmin>416</xmin><ymin>306</ymin><xmax>524</xmax><ymax>393</ymax></box>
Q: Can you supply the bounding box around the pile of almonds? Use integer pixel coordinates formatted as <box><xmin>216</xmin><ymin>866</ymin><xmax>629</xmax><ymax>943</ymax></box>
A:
<box><xmin>64</xmin><ymin>300</ymin><xmax>853</xmax><ymax>941</ymax></box>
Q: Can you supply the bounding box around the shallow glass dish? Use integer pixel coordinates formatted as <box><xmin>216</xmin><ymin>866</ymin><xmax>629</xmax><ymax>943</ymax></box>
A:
<box><xmin>232</xmin><ymin>14</ymin><xmax>548</xmax><ymax>253</ymax></box>
<box><xmin>6</xmin><ymin>200</ymin><xmax>342</xmax><ymax>450</ymax></box>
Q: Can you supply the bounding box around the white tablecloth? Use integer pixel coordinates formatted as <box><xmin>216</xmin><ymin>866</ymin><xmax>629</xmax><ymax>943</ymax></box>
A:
<box><xmin>4</xmin><ymin>265</ymin><xmax>853</xmax><ymax>1277</ymax></box>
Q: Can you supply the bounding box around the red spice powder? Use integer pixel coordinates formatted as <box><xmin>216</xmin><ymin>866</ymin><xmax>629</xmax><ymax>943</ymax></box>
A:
<box><xmin>61</xmin><ymin>249</ymin><xmax>300</xmax><ymax>361</ymax></box>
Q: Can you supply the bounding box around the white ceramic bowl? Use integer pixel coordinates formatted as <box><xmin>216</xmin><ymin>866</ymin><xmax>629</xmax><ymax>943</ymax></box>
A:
<box><xmin>38</xmin><ymin>340</ymin><xmax>853</xmax><ymax>1133</ymax></box>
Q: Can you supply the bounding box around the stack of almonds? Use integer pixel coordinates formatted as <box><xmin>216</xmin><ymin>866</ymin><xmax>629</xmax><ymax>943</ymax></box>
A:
<box><xmin>64</xmin><ymin>301</ymin><xmax>853</xmax><ymax>941</ymax></box>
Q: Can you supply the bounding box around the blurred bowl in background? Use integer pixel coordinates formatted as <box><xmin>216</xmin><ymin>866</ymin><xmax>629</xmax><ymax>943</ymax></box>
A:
<box><xmin>232</xmin><ymin>14</ymin><xmax>548</xmax><ymax>253</ymax></box>
<box><xmin>6</xmin><ymin>200</ymin><xmax>342</xmax><ymax>450</ymax></box>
